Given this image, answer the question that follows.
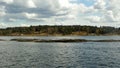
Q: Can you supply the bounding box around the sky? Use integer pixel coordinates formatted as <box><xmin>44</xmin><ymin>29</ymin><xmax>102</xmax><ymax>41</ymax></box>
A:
<box><xmin>0</xmin><ymin>0</ymin><xmax>120</xmax><ymax>28</ymax></box>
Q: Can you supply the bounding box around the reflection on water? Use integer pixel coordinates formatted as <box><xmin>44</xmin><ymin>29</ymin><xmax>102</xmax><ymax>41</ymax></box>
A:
<box><xmin>0</xmin><ymin>36</ymin><xmax>120</xmax><ymax>68</ymax></box>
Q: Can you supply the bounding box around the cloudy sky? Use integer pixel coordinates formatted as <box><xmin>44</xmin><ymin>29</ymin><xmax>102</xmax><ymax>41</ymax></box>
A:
<box><xmin>0</xmin><ymin>0</ymin><xmax>120</xmax><ymax>27</ymax></box>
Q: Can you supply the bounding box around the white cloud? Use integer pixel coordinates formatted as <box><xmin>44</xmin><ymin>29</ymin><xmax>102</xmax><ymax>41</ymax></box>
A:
<box><xmin>23</xmin><ymin>12</ymin><xmax>37</xmax><ymax>19</ymax></box>
<box><xmin>8</xmin><ymin>18</ymin><xmax>16</xmax><ymax>22</ymax></box>
<box><xmin>27</xmin><ymin>0</ymin><xmax>37</xmax><ymax>8</ymax></box>
<box><xmin>58</xmin><ymin>0</ymin><xmax>70</xmax><ymax>8</ymax></box>
<box><xmin>21</xmin><ymin>24</ymin><xmax>30</xmax><ymax>27</ymax></box>
<box><xmin>78</xmin><ymin>4</ymin><xmax>95</xmax><ymax>13</ymax></box>
<box><xmin>94</xmin><ymin>0</ymin><xmax>106</xmax><ymax>9</ymax></box>
<box><xmin>0</xmin><ymin>0</ymin><xmax>13</xmax><ymax>4</ymax></box>
<box><xmin>0</xmin><ymin>6</ymin><xmax>6</xmax><ymax>17</ymax></box>
<box><xmin>0</xmin><ymin>11</ymin><xmax>5</xmax><ymax>17</ymax></box>
<box><xmin>0</xmin><ymin>23</ymin><xmax>6</xmax><ymax>28</ymax></box>
<box><xmin>86</xmin><ymin>16</ymin><xmax>101</xmax><ymax>23</ymax></box>
<box><xmin>13</xmin><ymin>0</ymin><xmax>37</xmax><ymax>8</ymax></box>
<box><xmin>0</xmin><ymin>0</ymin><xmax>119</xmax><ymax>27</ymax></box>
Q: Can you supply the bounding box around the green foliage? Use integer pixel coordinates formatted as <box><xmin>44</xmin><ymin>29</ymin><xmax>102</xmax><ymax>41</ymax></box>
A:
<box><xmin>0</xmin><ymin>25</ymin><xmax>119</xmax><ymax>36</ymax></box>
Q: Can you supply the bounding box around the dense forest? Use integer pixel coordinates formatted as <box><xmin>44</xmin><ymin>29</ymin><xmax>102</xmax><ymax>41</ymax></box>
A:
<box><xmin>0</xmin><ymin>25</ymin><xmax>120</xmax><ymax>36</ymax></box>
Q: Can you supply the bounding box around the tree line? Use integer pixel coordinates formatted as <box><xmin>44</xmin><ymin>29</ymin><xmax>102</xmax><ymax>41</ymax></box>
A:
<box><xmin>0</xmin><ymin>25</ymin><xmax>119</xmax><ymax>36</ymax></box>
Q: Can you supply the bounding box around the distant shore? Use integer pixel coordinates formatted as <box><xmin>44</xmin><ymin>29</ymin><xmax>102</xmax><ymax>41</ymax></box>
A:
<box><xmin>0</xmin><ymin>25</ymin><xmax>119</xmax><ymax>36</ymax></box>
<box><xmin>0</xmin><ymin>33</ymin><xmax>120</xmax><ymax>36</ymax></box>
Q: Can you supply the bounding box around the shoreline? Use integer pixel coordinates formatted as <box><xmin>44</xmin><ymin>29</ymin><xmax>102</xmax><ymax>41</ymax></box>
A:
<box><xmin>0</xmin><ymin>34</ymin><xmax>120</xmax><ymax>36</ymax></box>
<box><xmin>10</xmin><ymin>38</ymin><xmax>120</xmax><ymax>43</ymax></box>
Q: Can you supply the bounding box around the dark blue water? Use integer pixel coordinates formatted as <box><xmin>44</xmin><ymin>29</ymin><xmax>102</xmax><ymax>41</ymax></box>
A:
<box><xmin>0</xmin><ymin>36</ymin><xmax>120</xmax><ymax>68</ymax></box>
